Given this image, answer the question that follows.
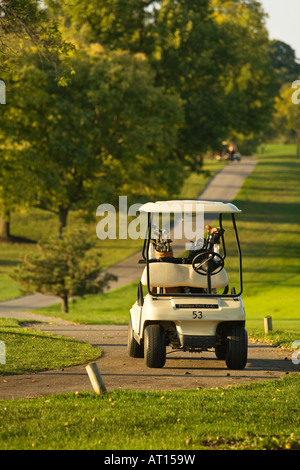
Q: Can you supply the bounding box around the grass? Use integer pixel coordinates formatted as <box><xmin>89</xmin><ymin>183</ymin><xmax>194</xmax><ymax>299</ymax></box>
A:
<box><xmin>0</xmin><ymin>374</ymin><xmax>299</xmax><ymax>450</ymax></box>
<box><xmin>0</xmin><ymin>318</ymin><xmax>100</xmax><ymax>376</ymax></box>
<box><xmin>232</xmin><ymin>144</ymin><xmax>300</xmax><ymax>344</ymax></box>
<box><xmin>35</xmin><ymin>281</ymin><xmax>139</xmax><ymax>325</ymax></box>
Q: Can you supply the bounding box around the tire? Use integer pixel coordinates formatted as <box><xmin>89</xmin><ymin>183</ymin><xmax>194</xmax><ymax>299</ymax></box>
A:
<box><xmin>144</xmin><ymin>324</ymin><xmax>166</xmax><ymax>368</ymax></box>
<box><xmin>128</xmin><ymin>321</ymin><xmax>144</xmax><ymax>358</ymax></box>
<box><xmin>225</xmin><ymin>325</ymin><xmax>248</xmax><ymax>370</ymax></box>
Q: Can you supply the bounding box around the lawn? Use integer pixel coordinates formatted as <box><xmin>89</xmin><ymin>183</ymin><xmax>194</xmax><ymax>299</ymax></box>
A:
<box><xmin>233</xmin><ymin>144</ymin><xmax>300</xmax><ymax>343</ymax></box>
<box><xmin>36</xmin><ymin>281</ymin><xmax>139</xmax><ymax>325</ymax></box>
<box><xmin>0</xmin><ymin>318</ymin><xmax>100</xmax><ymax>376</ymax></box>
<box><xmin>0</xmin><ymin>374</ymin><xmax>299</xmax><ymax>450</ymax></box>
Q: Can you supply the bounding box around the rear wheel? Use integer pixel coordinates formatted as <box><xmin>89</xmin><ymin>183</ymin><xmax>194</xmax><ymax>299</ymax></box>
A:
<box><xmin>144</xmin><ymin>324</ymin><xmax>166</xmax><ymax>368</ymax></box>
<box><xmin>225</xmin><ymin>325</ymin><xmax>248</xmax><ymax>370</ymax></box>
<box><xmin>128</xmin><ymin>320</ymin><xmax>144</xmax><ymax>358</ymax></box>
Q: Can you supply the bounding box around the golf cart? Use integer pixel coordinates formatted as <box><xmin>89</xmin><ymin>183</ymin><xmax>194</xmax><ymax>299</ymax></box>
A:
<box><xmin>128</xmin><ymin>200</ymin><xmax>248</xmax><ymax>370</ymax></box>
<box><xmin>215</xmin><ymin>141</ymin><xmax>241</xmax><ymax>161</ymax></box>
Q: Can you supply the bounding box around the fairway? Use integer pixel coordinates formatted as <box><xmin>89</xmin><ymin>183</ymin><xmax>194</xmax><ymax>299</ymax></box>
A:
<box><xmin>236</xmin><ymin>144</ymin><xmax>300</xmax><ymax>342</ymax></box>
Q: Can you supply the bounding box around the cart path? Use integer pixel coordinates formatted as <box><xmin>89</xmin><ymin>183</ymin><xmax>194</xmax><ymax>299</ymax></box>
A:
<box><xmin>0</xmin><ymin>324</ymin><xmax>298</xmax><ymax>400</ymax></box>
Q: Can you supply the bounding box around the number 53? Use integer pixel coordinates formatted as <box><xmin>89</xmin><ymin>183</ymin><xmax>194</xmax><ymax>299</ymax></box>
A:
<box><xmin>192</xmin><ymin>311</ymin><xmax>202</xmax><ymax>319</ymax></box>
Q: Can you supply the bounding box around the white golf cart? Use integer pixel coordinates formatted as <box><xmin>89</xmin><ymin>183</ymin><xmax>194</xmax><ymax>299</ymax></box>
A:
<box><xmin>128</xmin><ymin>200</ymin><xmax>248</xmax><ymax>370</ymax></box>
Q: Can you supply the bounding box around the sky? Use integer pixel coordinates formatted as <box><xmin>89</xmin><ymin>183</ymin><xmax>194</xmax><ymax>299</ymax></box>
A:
<box><xmin>259</xmin><ymin>0</ymin><xmax>300</xmax><ymax>59</ymax></box>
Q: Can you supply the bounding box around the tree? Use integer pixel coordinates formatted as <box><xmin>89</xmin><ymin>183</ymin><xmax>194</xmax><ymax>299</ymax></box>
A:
<box><xmin>0</xmin><ymin>0</ymin><xmax>74</xmax><ymax>78</ymax></box>
<box><xmin>49</xmin><ymin>0</ymin><xmax>276</xmax><ymax>165</ymax></box>
<box><xmin>268</xmin><ymin>40</ymin><xmax>300</xmax><ymax>91</ymax></box>
<box><xmin>46</xmin><ymin>0</ymin><xmax>157</xmax><ymax>54</ymax></box>
<box><xmin>0</xmin><ymin>48</ymin><xmax>56</xmax><ymax>239</ymax></box>
<box><xmin>11</xmin><ymin>228</ymin><xmax>117</xmax><ymax>313</ymax></box>
<box><xmin>0</xmin><ymin>45</ymin><xmax>183</xmax><ymax>237</ymax></box>
<box><xmin>273</xmin><ymin>83</ymin><xmax>300</xmax><ymax>155</ymax></box>
<box><xmin>203</xmin><ymin>0</ymin><xmax>275</xmax><ymax>152</ymax></box>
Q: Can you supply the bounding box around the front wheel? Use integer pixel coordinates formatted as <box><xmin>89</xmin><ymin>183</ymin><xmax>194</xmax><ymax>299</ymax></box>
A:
<box><xmin>144</xmin><ymin>324</ymin><xmax>166</xmax><ymax>368</ymax></box>
<box><xmin>225</xmin><ymin>325</ymin><xmax>248</xmax><ymax>370</ymax></box>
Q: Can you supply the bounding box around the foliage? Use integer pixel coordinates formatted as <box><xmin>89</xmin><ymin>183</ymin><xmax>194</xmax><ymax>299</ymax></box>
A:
<box><xmin>273</xmin><ymin>83</ymin><xmax>300</xmax><ymax>149</ymax></box>
<box><xmin>46</xmin><ymin>0</ymin><xmax>157</xmax><ymax>53</ymax></box>
<box><xmin>0</xmin><ymin>0</ymin><xmax>74</xmax><ymax>77</ymax></box>
<box><xmin>268</xmin><ymin>40</ymin><xmax>300</xmax><ymax>91</ymax></box>
<box><xmin>46</xmin><ymin>0</ymin><xmax>276</xmax><ymax>167</ymax></box>
<box><xmin>0</xmin><ymin>45</ymin><xmax>183</xmax><ymax>235</ymax></box>
<box><xmin>0</xmin><ymin>1</ymin><xmax>283</xmax><ymax>239</ymax></box>
<box><xmin>11</xmin><ymin>228</ymin><xmax>116</xmax><ymax>312</ymax></box>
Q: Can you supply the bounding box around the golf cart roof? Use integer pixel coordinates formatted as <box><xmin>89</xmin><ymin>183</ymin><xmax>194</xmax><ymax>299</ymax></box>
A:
<box><xmin>139</xmin><ymin>200</ymin><xmax>241</xmax><ymax>214</ymax></box>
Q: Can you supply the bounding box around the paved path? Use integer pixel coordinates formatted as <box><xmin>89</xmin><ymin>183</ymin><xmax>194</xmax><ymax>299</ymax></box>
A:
<box><xmin>0</xmin><ymin>324</ymin><xmax>297</xmax><ymax>399</ymax></box>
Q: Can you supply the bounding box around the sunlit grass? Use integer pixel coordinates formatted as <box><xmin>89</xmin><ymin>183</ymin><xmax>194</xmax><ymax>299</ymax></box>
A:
<box><xmin>0</xmin><ymin>318</ymin><xmax>100</xmax><ymax>376</ymax></box>
<box><xmin>0</xmin><ymin>374</ymin><xmax>299</xmax><ymax>450</ymax></box>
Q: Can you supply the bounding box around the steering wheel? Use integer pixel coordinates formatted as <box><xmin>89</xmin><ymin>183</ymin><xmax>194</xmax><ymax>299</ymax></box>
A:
<box><xmin>192</xmin><ymin>250</ymin><xmax>224</xmax><ymax>276</ymax></box>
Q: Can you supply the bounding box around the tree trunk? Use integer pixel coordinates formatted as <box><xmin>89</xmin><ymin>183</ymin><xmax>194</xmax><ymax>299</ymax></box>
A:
<box><xmin>58</xmin><ymin>206</ymin><xmax>69</xmax><ymax>238</ymax></box>
<box><xmin>0</xmin><ymin>209</ymin><xmax>11</xmax><ymax>240</ymax></box>
<box><xmin>61</xmin><ymin>294</ymin><xmax>69</xmax><ymax>313</ymax></box>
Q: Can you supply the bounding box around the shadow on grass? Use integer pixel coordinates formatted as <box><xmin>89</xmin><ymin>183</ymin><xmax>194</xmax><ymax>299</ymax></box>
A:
<box><xmin>0</xmin><ymin>235</ymin><xmax>37</xmax><ymax>244</ymax></box>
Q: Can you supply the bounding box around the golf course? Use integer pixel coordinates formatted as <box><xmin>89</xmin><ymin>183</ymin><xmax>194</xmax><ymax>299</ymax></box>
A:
<box><xmin>0</xmin><ymin>143</ymin><xmax>299</xmax><ymax>450</ymax></box>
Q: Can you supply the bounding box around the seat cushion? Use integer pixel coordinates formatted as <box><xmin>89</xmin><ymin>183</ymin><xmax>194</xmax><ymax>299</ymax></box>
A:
<box><xmin>141</xmin><ymin>262</ymin><xmax>228</xmax><ymax>289</ymax></box>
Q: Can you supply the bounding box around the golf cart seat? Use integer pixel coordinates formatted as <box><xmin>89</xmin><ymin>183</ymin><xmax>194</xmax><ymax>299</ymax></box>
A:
<box><xmin>141</xmin><ymin>262</ymin><xmax>228</xmax><ymax>290</ymax></box>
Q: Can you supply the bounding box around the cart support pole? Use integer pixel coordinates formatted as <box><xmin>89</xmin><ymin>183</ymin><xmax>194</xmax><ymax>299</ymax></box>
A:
<box><xmin>86</xmin><ymin>362</ymin><xmax>107</xmax><ymax>394</ymax></box>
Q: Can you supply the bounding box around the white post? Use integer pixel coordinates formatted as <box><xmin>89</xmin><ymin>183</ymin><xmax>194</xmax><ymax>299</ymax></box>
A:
<box><xmin>85</xmin><ymin>362</ymin><xmax>107</xmax><ymax>394</ymax></box>
<box><xmin>0</xmin><ymin>80</ymin><xmax>6</xmax><ymax>104</ymax></box>
<box><xmin>0</xmin><ymin>341</ymin><xmax>5</xmax><ymax>364</ymax></box>
<box><xmin>264</xmin><ymin>316</ymin><xmax>273</xmax><ymax>333</ymax></box>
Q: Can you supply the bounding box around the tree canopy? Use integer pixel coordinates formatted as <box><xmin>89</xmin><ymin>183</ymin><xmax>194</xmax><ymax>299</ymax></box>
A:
<box><xmin>0</xmin><ymin>0</ymin><xmax>74</xmax><ymax>78</ymax></box>
<box><xmin>273</xmin><ymin>83</ymin><xmax>300</xmax><ymax>154</ymax></box>
<box><xmin>268</xmin><ymin>40</ymin><xmax>300</xmax><ymax>91</ymax></box>
<box><xmin>45</xmin><ymin>0</ymin><xmax>276</xmax><ymax>162</ymax></box>
<box><xmin>0</xmin><ymin>0</ymin><xmax>282</xmax><ymax>238</ymax></box>
<box><xmin>0</xmin><ymin>45</ymin><xmax>183</xmax><ymax>236</ymax></box>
